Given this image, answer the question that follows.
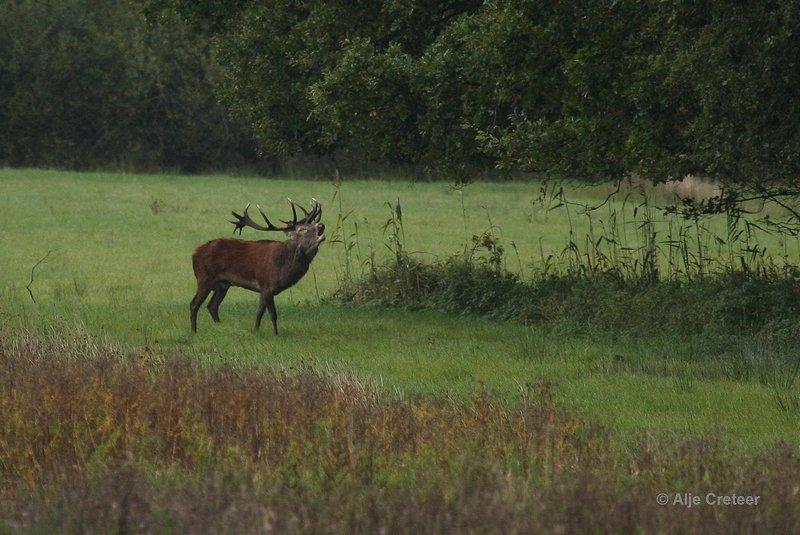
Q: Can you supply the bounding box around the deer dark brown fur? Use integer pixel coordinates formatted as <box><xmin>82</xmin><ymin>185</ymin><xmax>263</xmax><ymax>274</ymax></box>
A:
<box><xmin>190</xmin><ymin>199</ymin><xmax>325</xmax><ymax>333</ymax></box>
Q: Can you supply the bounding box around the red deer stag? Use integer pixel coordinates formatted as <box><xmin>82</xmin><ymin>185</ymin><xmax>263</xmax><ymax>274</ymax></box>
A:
<box><xmin>190</xmin><ymin>198</ymin><xmax>325</xmax><ymax>333</ymax></box>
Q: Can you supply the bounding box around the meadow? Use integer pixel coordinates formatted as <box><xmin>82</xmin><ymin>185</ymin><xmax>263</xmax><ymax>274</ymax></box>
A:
<box><xmin>2</xmin><ymin>168</ymin><xmax>800</xmax><ymax>449</ymax></box>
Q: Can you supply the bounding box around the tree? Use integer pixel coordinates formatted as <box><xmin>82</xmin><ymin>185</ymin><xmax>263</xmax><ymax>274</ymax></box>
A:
<box><xmin>0</xmin><ymin>0</ymin><xmax>258</xmax><ymax>172</ymax></box>
<box><xmin>150</xmin><ymin>0</ymin><xmax>800</xmax><ymax>186</ymax></box>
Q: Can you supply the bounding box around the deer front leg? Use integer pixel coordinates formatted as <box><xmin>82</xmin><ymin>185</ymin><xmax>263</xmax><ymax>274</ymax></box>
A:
<box><xmin>255</xmin><ymin>291</ymin><xmax>278</xmax><ymax>334</ymax></box>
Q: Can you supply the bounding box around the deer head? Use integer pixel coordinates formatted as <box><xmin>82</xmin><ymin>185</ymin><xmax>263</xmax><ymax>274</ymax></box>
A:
<box><xmin>230</xmin><ymin>198</ymin><xmax>326</xmax><ymax>257</ymax></box>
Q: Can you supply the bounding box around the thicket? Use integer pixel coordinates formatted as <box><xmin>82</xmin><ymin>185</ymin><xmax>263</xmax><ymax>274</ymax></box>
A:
<box><xmin>155</xmin><ymin>0</ymin><xmax>800</xmax><ymax>185</ymax></box>
<box><xmin>8</xmin><ymin>0</ymin><xmax>800</xmax><ymax>187</ymax></box>
<box><xmin>0</xmin><ymin>0</ymin><xmax>260</xmax><ymax>172</ymax></box>
<box><xmin>337</xmin><ymin>254</ymin><xmax>800</xmax><ymax>337</ymax></box>
<box><xmin>2</xmin><ymin>329</ymin><xmax>800</xmax><ymax>533</ymax></box>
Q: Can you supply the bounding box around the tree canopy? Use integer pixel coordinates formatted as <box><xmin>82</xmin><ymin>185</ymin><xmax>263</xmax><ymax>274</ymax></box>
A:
<box><xmin>152</xmin><ymin>0</ymin><xmax>800</xmax><ymax>183</ymax></box>
<box><xmin>0</xmin><ymin>0</ymin><xmax>258</xmax><ymax>172</ymax></box>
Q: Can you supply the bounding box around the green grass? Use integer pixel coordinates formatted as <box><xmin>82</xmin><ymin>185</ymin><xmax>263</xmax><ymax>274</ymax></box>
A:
<box><xmin>2</xmin><ymin>168</ymin><xmax>799</xmax><ymax>446</ymax></box>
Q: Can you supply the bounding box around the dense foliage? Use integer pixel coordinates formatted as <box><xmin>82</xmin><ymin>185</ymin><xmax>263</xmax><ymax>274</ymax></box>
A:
<box><xmin>0</xmin><ymin>0</ymin><xmax>259</xmax><ymax>172</ymax></box>
<box><xmin>4</xmin><ymin>0</ymin><xmax>799</xmax><ymax>182</ymax></box>
<box><xmin>153</xmin><ymin>0</ymin><xmax>800</xmax><ymax>183</ymax></box>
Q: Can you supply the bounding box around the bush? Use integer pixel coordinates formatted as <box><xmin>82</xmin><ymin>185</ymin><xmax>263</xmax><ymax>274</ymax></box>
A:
<box><xmin>335</xmin><ymin>252</ymin><xmax>800</xmax><ymax>338</ymax></box>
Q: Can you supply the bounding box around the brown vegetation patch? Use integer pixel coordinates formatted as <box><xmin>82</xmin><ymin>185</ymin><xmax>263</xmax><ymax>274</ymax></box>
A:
<box><xmin>1</xmin><ymin>331</ymin><xmax>799</xmax><ymax>533</ymax></box>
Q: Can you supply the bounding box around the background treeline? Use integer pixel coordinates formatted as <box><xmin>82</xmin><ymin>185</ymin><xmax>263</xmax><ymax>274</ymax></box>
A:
<box><xmin>0</xmin><ymin>0</ymin><xmax>261</xmax><ymax>172</ymax></box>
<box><xmin>152</xmin><ymin>0</ymin><xmax>800</xmax><ymax>183</ymax></box>
<box><xmin>3</xmin><ymin>0</ymin><xmax>800</xmax><ymax>182</ymax></box>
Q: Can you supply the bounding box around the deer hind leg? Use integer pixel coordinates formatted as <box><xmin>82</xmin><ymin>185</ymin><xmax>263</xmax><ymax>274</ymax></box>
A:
<box><xmin>189</xmin><ymin>282</ymin><xmax>213</xmax><ymax>332</ymax></box>
<box><xmin>265</xmin><ymin>293</ymin><xmax>278</xmax><ymax>335</ymax></box>
<box><xmin>207</xmin><ymin>282</ymin><xmax>230</xmax><ymax>323</ymax></box>
<box><xmin>255</xmin><ymin>291</ymin><xmax>277</xmax><ymax>334</ymax></box>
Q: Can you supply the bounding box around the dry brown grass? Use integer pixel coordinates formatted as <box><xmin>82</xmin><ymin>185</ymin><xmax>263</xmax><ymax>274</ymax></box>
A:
<box><xmin>659</xmin><ymin>175</ymin><xmax>721</xmax><ymax>200</ymax></box>
<box><xmin>1</xmin><ymin>329</ymin><xmax>799</xmax><ymax>533</ymax></box>
<box><xmin>587</xmin><ymin>174</ymin><xmax>721</xmax><ymax>203</ymax></box>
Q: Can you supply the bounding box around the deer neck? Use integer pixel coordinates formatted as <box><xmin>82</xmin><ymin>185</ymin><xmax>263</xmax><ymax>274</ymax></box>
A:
<box><xmin>276</xmin><ymin>240</ymin><xmax>314</xmax><ymax>290</ymax></box>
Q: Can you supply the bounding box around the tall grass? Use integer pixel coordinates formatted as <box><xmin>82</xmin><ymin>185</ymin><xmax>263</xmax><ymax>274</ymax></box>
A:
<box><xmin>322</xmin><ymin>176</ymin><xmax>800</xmax><ymax>294</ymax></box>
<box><xmin>2</xmin><ymin>329</ymin><xmax>800</xmax><ymax>533</ymax></box>
<box><xmin>521</xmin><ymin>178</ymin><xmax>800</xmax><ymax>281</ymax></box>
<box><xmin>334</xmin><ymin>178</ymin><xmax>800</xmax><ymax>327</ymax></box>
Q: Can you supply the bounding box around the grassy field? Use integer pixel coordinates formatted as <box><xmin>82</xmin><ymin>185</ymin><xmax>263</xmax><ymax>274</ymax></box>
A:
<box><xmin>2</xmin><ymin>168</ymin><xmax>800</xmax><ymax>447</ymax></box>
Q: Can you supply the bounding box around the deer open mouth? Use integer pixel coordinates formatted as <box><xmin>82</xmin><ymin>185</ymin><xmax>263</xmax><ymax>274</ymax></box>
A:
<box><xmin>317</xmin><ymin>223</ymin><xmax>326</xmax><ymax>242</ymax></box>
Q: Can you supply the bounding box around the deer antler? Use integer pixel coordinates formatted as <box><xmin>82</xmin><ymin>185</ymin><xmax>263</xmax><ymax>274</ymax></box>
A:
<box><xmin>282</xmin><ymin>198</ymin><xmax>322</xmax><ymax>224</ymax></box>
<box><xmin>280</xmin><ymin>197</ymin><xmax>300</xmax><ymax>225</ymax></box>
<box><xmin>231</xmin><ymin>203</ymin><xmax>288</xmax><ymax>234</ymax></box>
<box><xmin>231</xmin><ymin>199</ymin><xmax>322</xmax><ymax>234</ymax></box>
<box><xmin>308</xmin><ymin>198</ymin><xmax>322</xmax><ymax>222</ymax></box>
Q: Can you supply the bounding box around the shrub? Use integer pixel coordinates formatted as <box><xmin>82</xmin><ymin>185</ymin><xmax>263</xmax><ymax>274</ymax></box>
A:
<box><xmin>337</xmin><ymin>251</ymin><xmax>800</xmax><ymax>336</ymax></box>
